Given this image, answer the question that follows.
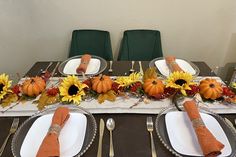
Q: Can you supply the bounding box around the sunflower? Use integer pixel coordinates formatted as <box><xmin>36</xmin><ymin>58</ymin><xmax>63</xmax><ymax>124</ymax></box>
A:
<box><xmin>0</xmin><ymin>73</ymin><xmax>12</xmax><ymax>101</ymax></box>
<box><xmin>115</xmin><ymin>72</ymin><xmax>142</xmax><ymax>87</ymax></box>
<box><xmin>231</xmin><ymin>82</ymin><xmax>236</xmax><ymax>89</ymax></box>
<box><xmin>59</xmin><ymin>75</ymin><xmax>87</xmax><ymax>104</ymax></box>
<box><xmin>166</xmin><ymin>71</ymin><xmax>195</xmax><ymax>96</ymax></box>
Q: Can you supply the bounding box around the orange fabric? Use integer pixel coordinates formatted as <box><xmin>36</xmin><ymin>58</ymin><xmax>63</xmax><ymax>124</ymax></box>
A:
<box><xmin>36</xmin><ymin>107</ymin><xmax>70</xmax><ymax>157</ymax></box>
<box><xmin>76</xmin><ymin>54</ymin><xmax>91</xmax><ymax>73</ymax></box>
<box><xmin>183</xmin><ymin>100</ymin><xmax>224</xmax><ymax>157</ymax></box>
<box><xmin>165</xmin><ymin>55</ymin><xmax>184</xmax><ymax>72</ymax></box>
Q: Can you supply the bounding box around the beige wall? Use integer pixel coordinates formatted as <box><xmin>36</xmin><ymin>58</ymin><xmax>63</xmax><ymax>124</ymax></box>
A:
<box><xmin>0</xmin><ymin>0</ymin><xmax>236</xmax><ymax>80</ymax></box>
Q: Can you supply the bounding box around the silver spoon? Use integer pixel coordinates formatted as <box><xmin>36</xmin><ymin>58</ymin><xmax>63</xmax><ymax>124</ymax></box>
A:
<box><xmin>106</xmin><ymin>118</ymin><xmax>115</xmax><ymax>157</ymax></box>
<box><xmin>108</xmin><ymin>61</ymin><xmax>113</xmax><ymax>73</ymax></box>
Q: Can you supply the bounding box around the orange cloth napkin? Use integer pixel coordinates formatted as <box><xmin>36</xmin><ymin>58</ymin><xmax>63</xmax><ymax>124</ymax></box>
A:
<box><xmin>36</xmin><ymin>107</ymin><xmax>70</xmax><ymax>157</ymax></box>
<box><xmin>76</xmin><ymin>54</ymin><xmax>91</xmax><ymax>73</ymax></box>
<box><xmin>183</xmin><ymin>100</ymin><xmax>224</xmax><ymax>157</ymax></box>
<box><xmin>165</xmin><ymin>56</ymin><xmax>184</xmax><ymax>72</ymax></box>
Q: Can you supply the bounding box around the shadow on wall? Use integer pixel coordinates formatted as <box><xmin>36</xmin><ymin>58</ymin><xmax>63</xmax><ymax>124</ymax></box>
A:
<box><xmin>217</xmin><ymin>33</ymin><xmax>236</xmax><ymax>84</ymax></box>
<box><xmin>218</xmin><ymin>63</ymin><xmax>236</xmax><ymax>85</ymax></box>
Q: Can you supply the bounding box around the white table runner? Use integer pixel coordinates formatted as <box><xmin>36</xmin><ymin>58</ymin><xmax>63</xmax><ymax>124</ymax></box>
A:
<box><xmin>1</xmin><ymin>77</ymin><xmax>236</xmax><ymax>117</ymax></box>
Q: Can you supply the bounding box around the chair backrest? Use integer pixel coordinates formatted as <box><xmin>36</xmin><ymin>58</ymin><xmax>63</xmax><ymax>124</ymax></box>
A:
<box><xmin>69</xmin><ymin>30</ymin><xmax>113</xmax><ymax>60</ymax></box>
<box><xmin>118</xmin><ymin>30</ymin><xmax>163</xmax><ymax>61</ymax></box>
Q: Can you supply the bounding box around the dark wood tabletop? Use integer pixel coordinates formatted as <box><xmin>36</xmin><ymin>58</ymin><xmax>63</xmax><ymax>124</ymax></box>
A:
<box><xmin>0</xmin><ymin>61</ymin><xmax>235</xmax><ymax>157</ymax></box>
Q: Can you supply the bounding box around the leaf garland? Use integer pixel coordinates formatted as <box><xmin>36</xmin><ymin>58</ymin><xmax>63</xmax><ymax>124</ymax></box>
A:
<box><xmin>97</xmin><ymin>90</ymin><xmax>116</xmax><ymax>104</ymax></box>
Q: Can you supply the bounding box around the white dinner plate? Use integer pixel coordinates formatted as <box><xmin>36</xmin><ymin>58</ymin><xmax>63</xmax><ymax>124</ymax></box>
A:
<box><xmin>20</xmin><ymin>113</ymin><xmax>87</xmax><ymax>157</ymax></box>
<box><xmin>165</xmin><ymin>111</ymin><xmax>231</xmax><ymax>156</ymax></box>
<box><xmin>63</xmin><ymin>58</ymin><xmax>101</xmax><ymax>75</ymax></box>
<box><xmin>154</xmin><ymin>59</ymin><xmax>196</xmax><ymax>77</ymax></box>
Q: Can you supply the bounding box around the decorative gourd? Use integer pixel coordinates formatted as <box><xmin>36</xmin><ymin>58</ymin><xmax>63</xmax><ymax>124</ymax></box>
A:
<box><xmin>143</xmin><ymin>78</ymin><xmax>164</xmax><ymax>96</ymax></box>
<box><xmin>92</xmin><ymin>75</ymin><xmax>113</xmax><ymax>93</ymax></box>
<box><xmin>199</xmin><ymin>78</ymin><xmax>222</xmax><ymax>100</ymax></box>
<box><xmin>22</xmin><ymin>76</ymin><xmax>46</xmax><ymax>97</ymax></box>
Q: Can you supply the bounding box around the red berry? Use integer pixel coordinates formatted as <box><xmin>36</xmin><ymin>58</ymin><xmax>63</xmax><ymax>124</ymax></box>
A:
<box><xmin>12</xmin><ymin>85</ymin><xmax>21</xmax><ymax>95</ymax></box>
<box><xmin>46</xmin><ymin>87</ymin><xmax>59</xmax><ymax>96</ymax></box>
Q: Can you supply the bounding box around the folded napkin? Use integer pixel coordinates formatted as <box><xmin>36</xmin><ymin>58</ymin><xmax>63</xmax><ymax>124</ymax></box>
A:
<box><xmin>183</xmin><ymin>100</ymin><xmax>224</xmax><ymax>157</ymax></box>
<box><xmin>36</xmin><ymin>107</ymin><xmax>70</xmax><ymax>157</ymax></box>
<box><xmin>76</xmin><ymin>54</ymin><xmax>91</xmax><ymax>74</ymax></box>
<box><xmin>165</xmin><ymin>56</ymin><xmax>184</xmax><ymax>72</ymax></box>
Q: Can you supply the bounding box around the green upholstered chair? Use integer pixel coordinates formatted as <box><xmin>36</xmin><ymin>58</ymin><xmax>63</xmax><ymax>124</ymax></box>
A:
<box><xmin>118</xmin><ymin>30</ymin><xmax>163</xmax><ymax>61</ymax></box>
<box><xmin>69</xmin><ymin>30</ymin><xmax>113</xmax><ymax>60</ymax></box>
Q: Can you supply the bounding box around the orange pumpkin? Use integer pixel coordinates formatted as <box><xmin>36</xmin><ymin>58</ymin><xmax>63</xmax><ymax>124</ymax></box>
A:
<box><xmin>143</xmin><ymin>78</ymin><xmax>164</xmax><ymax>96</ymax></box>
<box><xmin>22</xmin><ymin>76</ymin><xmax>46</xmax><ymax>97</ymax></box>
<box><xmin>92</xmin><ymin>75</ymin><xmax>113</xmax><ymax>93</ymax></box>
<box><xmin>199</xmin><ymin>78</ymin><xmax>222</xmax><ymax>100</ymax></box>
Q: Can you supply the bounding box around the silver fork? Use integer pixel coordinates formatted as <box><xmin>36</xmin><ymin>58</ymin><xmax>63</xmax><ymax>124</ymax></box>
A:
<box><xmin>0</xmin><ymin>118</ymin><xmax>19</xmax><ymax>156</ymax></box>
<box><xmin>147</xmin><ymin>117</ymin><xmax>157</xmax><ymax>157</ymax></box>
<box><xmin>138</xmin><ymin>61</ymin><xmax>144</xmax><ymax>75</ymax></box>
<box><xmin>51</xmin><ymin>62</ymin><xmax>60</xmax><ymax>77</ymax></box>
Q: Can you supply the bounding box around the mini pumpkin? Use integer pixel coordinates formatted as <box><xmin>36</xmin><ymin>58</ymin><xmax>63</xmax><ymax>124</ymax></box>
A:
<box><xmin>22</xmin><ymin>76</ymin><xmax>46</xmax><ymax>97</ymax></box>
<box><xmin>143</xmin><ymin>78</ymin><xmax>164</xmax><ymax>97</ymax></box>
<box><xmin>92</xmin><ymin>75</ymin><xmax>113</xmax><ymax>93</ymax></box>
<box><xmin>199</xmin><ymin>78</ymin><xmax>223</xmax><ymax>100</ymax></box>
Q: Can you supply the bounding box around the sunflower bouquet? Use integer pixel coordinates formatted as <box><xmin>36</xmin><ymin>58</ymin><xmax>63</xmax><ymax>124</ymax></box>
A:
<box><xmin>0</xmin><ymin>74</ymin><xmax>19</xmax><ymax>107</ymax></box>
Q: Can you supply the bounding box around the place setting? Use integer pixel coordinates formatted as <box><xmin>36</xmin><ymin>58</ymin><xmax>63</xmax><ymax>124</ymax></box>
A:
<box><xmin>149</xmin><ymin>57</ymin><xmax>200</xmax><ymax>77</ymax></box>
<box><xmin>11</xmin><ymin>104</ymin><xmax>97</xmax><ymax>157</ymax></box>
<box><xmin>58</xmin><ymin>54</ymin><xmax>107</xmax><ymax>77</ymax></box>
<box><xmin>155</xmin><ymin>99</ymin><xmax>236</xmax><ymax>157</ymax></box>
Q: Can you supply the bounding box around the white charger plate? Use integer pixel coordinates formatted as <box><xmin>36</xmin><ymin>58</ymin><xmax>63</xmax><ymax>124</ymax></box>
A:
<box><xmin>155</xmin><ymin>59</ymin><xmax>196</xmax><ymax>77</ymax></box>
<box><xmin>63</xmin><ymin>58</ymin><xmax>101</xmax><ymax>75</ymax></box>
<box><xmin>20</xmin><ymin>113</ymin><xmax>87</xmax><ymax>157</ymax></box>
<box><xmin>165</xmin><ymin>111</ymin><xmax>231</xmax><ymax>156</ymax></box>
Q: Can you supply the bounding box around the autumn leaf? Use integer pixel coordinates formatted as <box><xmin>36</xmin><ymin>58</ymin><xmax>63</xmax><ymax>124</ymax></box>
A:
<box><xmin>0</xmin><ymin>93</ymin><xmax>18</xmax><ymax>108</ymax></box>
<box><xmin>98</xmin><ymin>90</ymin><xmax>116</xmax><ymax>104</ymax></box>
<box><xmin>37</xmin><ymin>91</ymin><xmax>59</xmax><ymax>110</ymax></box>
<box><xmin>143</xmin><ymin>67</ymin><xmax>158</xmax><ymax>81</ymax></box>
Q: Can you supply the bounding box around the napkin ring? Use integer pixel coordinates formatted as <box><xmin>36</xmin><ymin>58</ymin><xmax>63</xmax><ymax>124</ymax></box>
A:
<box><xmin>49</xmin><ymin>124</ymin><xmax>61</xmax><ymax>135</ymax></box>
<box><xmin>169</xmin><ymin>61</ymin><xmax>177</xmax><ymax>66</ymax></box>
<box><xmin>192</xmin><ymin>118</ymin><xmax>205</xmax><ymax>128</ymax></box>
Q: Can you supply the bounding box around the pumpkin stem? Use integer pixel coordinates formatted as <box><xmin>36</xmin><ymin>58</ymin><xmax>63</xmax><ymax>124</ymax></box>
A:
<box><xmin>30</xmin><ymin>79</ymin><xmax>35</xmax><ymax>83</ymax></box>
<box><xmin>152</xmin><ymin>80</ymin><xmax>157</xmax><ymax>85</ymax></box>
<box><xmin>209</xmin><ymin>83</ymin><xmax>215</xmax><ymax>88</ymax></box>
<box><xmin>99</xmin><ymin>74</ymin><xmax>104</xmax><ymax>81</ymax></box>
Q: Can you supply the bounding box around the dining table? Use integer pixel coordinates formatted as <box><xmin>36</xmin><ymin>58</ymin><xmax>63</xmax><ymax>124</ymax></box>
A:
<box><xmin>0</xmin><ymin>60</ymin><xmax>236</xmax><ymax>157</ymax></box>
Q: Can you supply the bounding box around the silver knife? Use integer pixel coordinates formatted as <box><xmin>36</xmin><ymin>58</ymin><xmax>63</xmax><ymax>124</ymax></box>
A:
<box><xmin>51</xmin><ymin>62</ymin><xmax>60</xmax><ymax>77</ymax></box>
<box><xmin>224</xmin><ymin>118</ymin><xmax>236</xmax><ymax>133</ymax></box>
<box><xmin>97</xmin><ymin>118</ymin><xmax>105</xmax><ymax>157</ymax></box>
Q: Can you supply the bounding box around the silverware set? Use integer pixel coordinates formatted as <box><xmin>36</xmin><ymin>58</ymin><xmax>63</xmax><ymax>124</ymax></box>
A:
<box><xmin>51</xmin><ymin>61</ymin><xmax>60</xmax><ymax>77</ymax></box>
<box><xmin>41</xmin><ymin>62</ymin><xmax>53</xmax><ymax>74</ymax></box>
<box><xmin>0</xmin><ymin>118</ymin><xmax>19</xmax><ymax>156</ymax></box>
<box><xmin>97</xmin><ymin>118</ymin><xmax>115</xmax><ymax>157</ymax></box>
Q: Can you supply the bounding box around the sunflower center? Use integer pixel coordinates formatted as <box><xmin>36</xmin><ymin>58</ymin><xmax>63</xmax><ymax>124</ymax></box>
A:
<box><xmin>68</xmin><ymin>85</ymin><xmax>78</xmax><ymax>95</ymax></box>
<box><xmin>0</xmin><ymin>83</ymin><xmax>4</xmax><ymax>92</ymax></box>
<box><xmin>175</xmin><ymin>79</ymin><xmax>187</xmax><ymax>86</ymax></box>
